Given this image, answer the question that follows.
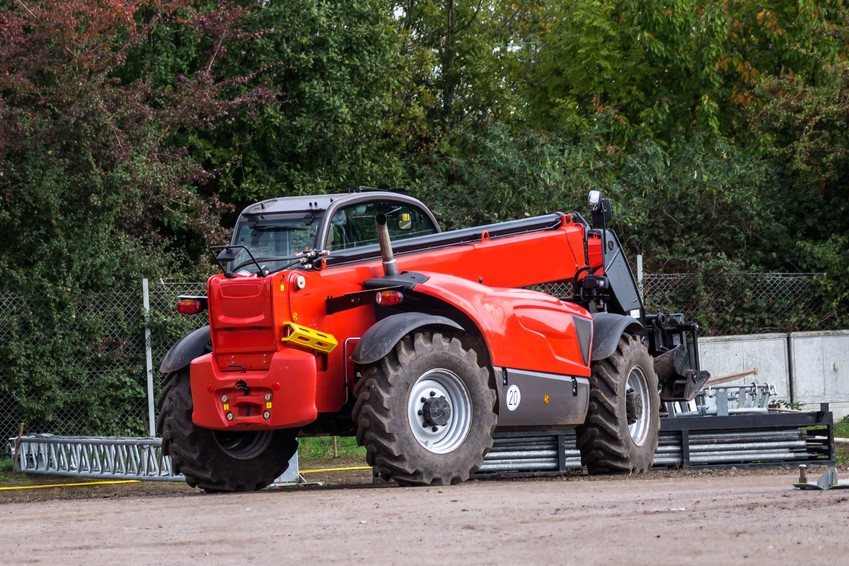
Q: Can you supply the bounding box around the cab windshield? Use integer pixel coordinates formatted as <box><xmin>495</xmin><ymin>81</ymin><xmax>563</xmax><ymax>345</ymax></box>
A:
<box><xmin>227</xmin><ymin>198</ymin><xmax>439</xmax><ymax>273</ymax></box>
<box><xmin>230</xmin><ymin>213</ymin><xmax>319</xmax><ymax>272</ymax></box>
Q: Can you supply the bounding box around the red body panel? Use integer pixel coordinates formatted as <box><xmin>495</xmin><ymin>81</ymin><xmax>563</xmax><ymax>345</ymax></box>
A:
<box><xmin>413</xmin><ymin>276</ymin><xmax>592</xmax><ymax>377</ymax></box>
<box><xmin>207</xmin><ymin>276</ymin><xmax>277</xmax><ymax>371</ymax></box>
<box><xmin>190</xmin><ymin>349</ymin><xmax>318</xmax><ymax>429</ymax></box>
<box><xmin>392</xmin><ymin>213</ymin><xmax>592</xmax><ymax>287</ymax></box>
<box><xmin>191</xmin><ymin>213</ymin><xmax>603</xmax><ymax>430</ymax></box>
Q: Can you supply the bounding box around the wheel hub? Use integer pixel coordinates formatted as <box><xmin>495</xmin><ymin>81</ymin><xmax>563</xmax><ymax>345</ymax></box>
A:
<box><xmin>626</xmin><ymin>390</ymin><xmax>643</xmax><ymax>424</ymax></box>
<box><xmin>407</xmin><ymin>369</ymin><xmax>472</xmax><ymax>454</ymax></box>
<box><xmin>213</xmin><ymin>429</ymin><xmax>274</xmax><ymax>461</ymax></box>
<box><xmin>421</xmin><ymin>395</ymin><xmax>451</xmax><ymax>427</ymax></box>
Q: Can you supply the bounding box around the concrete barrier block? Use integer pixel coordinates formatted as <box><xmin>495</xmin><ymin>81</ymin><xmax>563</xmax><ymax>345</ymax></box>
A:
<box><xmin>791</xmin><ymin>330</ymin><xmax>849</xmax><ymax>419</ymax></box>
<box><xmin>700</xmin><ymin>334</ymin><xmax>790</xmax><ymax>400</ymax></box>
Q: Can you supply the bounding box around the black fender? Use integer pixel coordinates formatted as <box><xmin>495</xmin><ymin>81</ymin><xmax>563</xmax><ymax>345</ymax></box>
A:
<box><xmin>159</xmin><ymin>325</ymin><xmax>212</xmax><ymax>374</ymax></box>
<box><xmin>352</xmin><ymin>313</ymin><xmax>464</xmax><ymax>365</ymax></box>
<box><xmin>591</xmin><ymin>312</ymin><xmax>643</xmax><ymax>361</ymax></box>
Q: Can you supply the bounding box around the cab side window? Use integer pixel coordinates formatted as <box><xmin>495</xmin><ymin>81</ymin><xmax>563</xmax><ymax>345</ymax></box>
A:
<box><xmin>327</xmin><ymin>199</ymin><xmax>437</xmax><ymax>250</ymax></box>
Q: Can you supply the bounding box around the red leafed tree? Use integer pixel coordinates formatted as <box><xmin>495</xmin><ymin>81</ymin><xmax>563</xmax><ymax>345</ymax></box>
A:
<box><xmin>0</xmin><ymin>0</ymin><xmax>272</xmax><ymax>282</ymax></box>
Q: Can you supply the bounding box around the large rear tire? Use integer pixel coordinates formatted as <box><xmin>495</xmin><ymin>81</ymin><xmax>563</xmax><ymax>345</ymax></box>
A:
<box><xmin>576</xmin><ymin>334</ymin><xmax>659</xmax><ymax>474</ymax></box>
<box><xmin>156</xmin><ymin>369</ymin><xmax>298</xmax><ymax>492</ymax></box>
<box><xmin>353</xmin><ymin>332</ymin><xmax>496</xmax><ymax>486</ymax></box>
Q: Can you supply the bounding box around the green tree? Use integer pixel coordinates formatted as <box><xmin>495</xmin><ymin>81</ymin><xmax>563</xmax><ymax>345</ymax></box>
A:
<box><xmin>390</xmin><ymin>1</ymin><xmax>536</xmax><ymax>147</ymax></box>
<box><xmin>173</xmin><ymin>0</ymin><xmax>408</xmax><ymax>208</ymax></box>
<box><xmin>751</xmin><ymin>60</ymin><xmax>849</xmax><ymax>327</ymax></box>
<box><xmin>610</xmin><ymin>134</ymin><xmax>777</xmax><ymax>271</ymax></box>
<box><xmin>521</xmin><ymin>1</ymin><xmax>849</xmax><ymax>143</ymax></box>
<box><xmin>415</xmin><ymin>125</ymin><xmax>606</xmax><ymax>227</ymax></box>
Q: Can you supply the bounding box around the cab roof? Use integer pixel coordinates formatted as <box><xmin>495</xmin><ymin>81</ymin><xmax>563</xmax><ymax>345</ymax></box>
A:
<box><xmin>240</xmin><ymin>190</ymin><xmax>418</xmax><ymax>216</ymax></box>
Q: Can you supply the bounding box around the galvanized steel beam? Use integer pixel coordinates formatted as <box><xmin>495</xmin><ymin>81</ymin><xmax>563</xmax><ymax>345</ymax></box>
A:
<box><xmin>10</xmin><ymin>407</ymin><xmax>834</xmax><ymax>483</ymax></box>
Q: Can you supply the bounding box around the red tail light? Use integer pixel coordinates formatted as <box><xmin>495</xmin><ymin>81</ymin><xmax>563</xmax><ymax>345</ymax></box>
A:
<box><xmin>177</xmin><ymin>296</ymin><xmax>208</xmax><ymax>315</ymax></box>
<box><xmin>375</xmin><ymin>290</ymin><xmax>404</xmax><ymax>306</ymax></box>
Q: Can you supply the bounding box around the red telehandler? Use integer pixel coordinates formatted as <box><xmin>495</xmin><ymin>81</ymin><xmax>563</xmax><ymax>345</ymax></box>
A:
<box><xmin>157</xmin><ymin>189</ymin><xmax>709</xmax><ymax>491</ymax></box>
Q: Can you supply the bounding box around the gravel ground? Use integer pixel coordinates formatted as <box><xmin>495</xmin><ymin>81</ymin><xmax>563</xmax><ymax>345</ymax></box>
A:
<box><xmin>2</xmin><ymin>463</ymin><xmax>848</xmax><ymax>565</ymax></box>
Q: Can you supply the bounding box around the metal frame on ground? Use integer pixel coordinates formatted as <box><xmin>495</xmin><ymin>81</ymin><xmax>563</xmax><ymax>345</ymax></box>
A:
<box><xmin>10</xmin><ymin>405</ymin><xmax>833</xmax><ymax>483</ymax></box>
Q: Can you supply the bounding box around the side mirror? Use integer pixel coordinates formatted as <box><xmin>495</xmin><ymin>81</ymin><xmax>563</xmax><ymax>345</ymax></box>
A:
<box><xmin>215</xmin><ymin>246</ymin><xmax>239</xmax><ymax>263</ymax></box>
<box><xmin>587</xmin><ymin>191</ymin><xmax>613</xmax><ymax>227</ymax></box>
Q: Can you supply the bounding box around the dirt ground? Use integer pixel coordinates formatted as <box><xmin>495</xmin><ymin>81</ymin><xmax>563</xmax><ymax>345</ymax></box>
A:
<box><xmin>2</xmin><ymin>462</ymin><xmax>848</xmax><ymax>565</ymax></box>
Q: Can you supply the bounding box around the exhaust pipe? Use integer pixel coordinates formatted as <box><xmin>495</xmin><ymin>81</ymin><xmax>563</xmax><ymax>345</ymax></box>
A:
<box><xmin>375</xmin><ymin>213</ymin><xmax>398</xmax><ymax>276</ymax></box>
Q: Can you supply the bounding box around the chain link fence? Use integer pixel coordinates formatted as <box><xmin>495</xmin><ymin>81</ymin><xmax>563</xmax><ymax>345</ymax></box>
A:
<box><xmin>642</xmin><ymin>272</ymin><xmax>825</xmax><ymax>336</ymax></box>
<box><xmin>0</xmin><ymin>273</ymin><xmax>835</xmax><ymax>441</ymax></box>
<box><xmin>1</xmin><ymin>281</ymin><xmax>205</xmax><ymax>442</ymax></box>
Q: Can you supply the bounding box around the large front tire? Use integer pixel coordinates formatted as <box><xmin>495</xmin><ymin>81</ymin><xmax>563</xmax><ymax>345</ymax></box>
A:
<box><xmin>353</xmin><ymin>332</ymin><xmax>496</xmax><ymax>486</ymax></box>
<box><xmin>576</xmin><ymin>334</ymin><xmax>659</xmax><ymax>474</ymax></box>
<box><xmin>156</xmin><ymin>369</ymin><xmax>298</xmax><ymax>492</ymax></box>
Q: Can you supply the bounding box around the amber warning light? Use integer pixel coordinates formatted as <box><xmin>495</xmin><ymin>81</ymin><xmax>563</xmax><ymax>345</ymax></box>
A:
<box><xmin>375</xmin><ymin>289</ymin><xmax>404</xmax><ymax>307</ymax></box>
<box><xmin>176</xmin><ymin>296</ymin><xmax>208</xmax><ymax>315</ymax></box>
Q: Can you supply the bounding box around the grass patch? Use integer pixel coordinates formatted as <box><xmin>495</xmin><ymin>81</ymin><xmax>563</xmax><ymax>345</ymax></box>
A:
<box><xmin>0</xmin><ymin>457</ymin><xmax>13</xmax><ymax>480</ymax></box>
<box><xmin>835</xmin><ymin>419</ymin><xmax>849</xmax><ymax>464</ymax></box>
<box><xmin>298</xmin><ymin>436</ymin><xmax>366</xmax><ymax>460</ymax></box>
<box><xmin>0</xmin><ymin>457</ymin><xmax>45</xmax><ymax>487</ymax></box>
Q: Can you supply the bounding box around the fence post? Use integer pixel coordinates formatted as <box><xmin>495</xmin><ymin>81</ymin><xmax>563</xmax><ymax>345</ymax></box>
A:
<box><xmin>143</xmin><ymin>278</ymin><xmax>155</xmax><ymax>437</ymax></box>
<box><xmin>637</xmin><ymin>254</ymin><xmax>644</xmax><ymax>301</ymax></box>
<box><xmin>787</xmin><ymin>333</ymin><xmax>795</xmax><ymax>406</ymax></box>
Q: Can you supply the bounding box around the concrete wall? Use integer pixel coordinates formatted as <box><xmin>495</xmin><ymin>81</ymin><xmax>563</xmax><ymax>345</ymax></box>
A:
<box><xmin>699</xmin><ymin>330</ymin><xmax>849</xmax><ymax>420</ymax></box>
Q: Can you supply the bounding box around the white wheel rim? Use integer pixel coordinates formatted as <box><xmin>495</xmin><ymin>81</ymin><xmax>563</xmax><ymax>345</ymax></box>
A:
<box><xmin>627</xmin><ymin>366</ymin><xmax>651</xmax><ymax>447</ymax></box>
<box><xmin>407</xmin><ymin>368</ymin><xmax>472</xmax><ymax>454</ymax></box>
